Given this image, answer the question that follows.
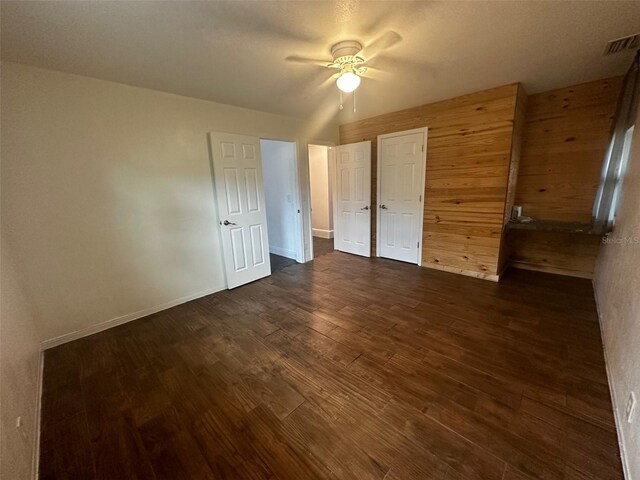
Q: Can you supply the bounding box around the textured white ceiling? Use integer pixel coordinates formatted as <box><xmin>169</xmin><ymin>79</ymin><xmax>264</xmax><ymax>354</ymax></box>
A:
<box><xmin>2</xmin><ymin>1</ymin><xmax>639</xmax><ymax>123</ymax></box>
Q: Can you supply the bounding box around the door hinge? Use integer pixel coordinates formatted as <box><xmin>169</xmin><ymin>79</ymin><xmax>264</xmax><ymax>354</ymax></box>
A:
<box><xmin>417</xmin><ymin>241</ymin><xmax>420</xmax><ymax>248</ymax></box>
<box><xmin>421</xmin><ymin>144</ymin><xmax>424</xmax><ymax>152</ymax></box>
<box><xmin>419</xmin><ymin>194</ymin><xmax>422</xmax><ymax>202</ymax></box>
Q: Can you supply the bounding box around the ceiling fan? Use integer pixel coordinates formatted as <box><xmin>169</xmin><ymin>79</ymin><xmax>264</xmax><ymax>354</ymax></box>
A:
<box><xmin>286</xmin><ymin>31</ymin><xmax>402</xmax><ymax>112</ymax></box>
<box><xmin>326</xmin><ymin>40</ymin><xmax>368</xmax><ymax>94</ymax></box>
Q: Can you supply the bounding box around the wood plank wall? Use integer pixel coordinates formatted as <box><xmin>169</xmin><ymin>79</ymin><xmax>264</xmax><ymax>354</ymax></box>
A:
<box><xmin>509</xmin><ymin>231</ymin><xmax>602</xmax><ymax>279</ymax></box>
<box><xmin>340</xmin><ymin>84</ymin><xmax>521</xmax><ymax>280</ymax></box>
<box><xmin>515</xmin><ymin>77</ymin><xmax>621</xmax><ymax>222</ymax></box>
<box><xmin>508</xmin><ymin>77</ymin><xmax>622</xmax><ymax>278</ymax></box>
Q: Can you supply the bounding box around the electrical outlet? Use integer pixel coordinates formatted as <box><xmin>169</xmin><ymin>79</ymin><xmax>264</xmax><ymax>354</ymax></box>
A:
<box><xmin>15</xmin><ymin>416</ymin><xmax>27</xmax><ymax>439</ymax></box>
<box><xmin>626</xmin><ymin>391</ymin><xmax>637</xmax><ymax>423</ymax></box>
<box><xmin>511</xmin><ymin>205</ymin><xmax>523</xmax><ymax>221</ymax></box>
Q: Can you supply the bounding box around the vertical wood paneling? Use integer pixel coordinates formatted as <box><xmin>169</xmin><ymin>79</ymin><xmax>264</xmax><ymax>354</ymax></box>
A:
<box><xmin>340</xmin><ymin>84</ymin><xmax>520</xmax><ymax>279</ymax></box>
<box><xmin>509</xmin><ymin>77</ymin><xmax>621</xmax><ymax>278</ymax></box>
<box><xmin>515</xmin><ymin>77</ymin><xmax>621</xmax><ymax>223</ymax></box>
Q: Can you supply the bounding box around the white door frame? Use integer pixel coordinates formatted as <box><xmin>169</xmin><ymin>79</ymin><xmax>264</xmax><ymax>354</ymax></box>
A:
<box><xmin>260</xmin><ymin>138</ymin><xmax>305</xmax><ymax>263</ymax></box>
<box><xmin>305</xmin><ymin>140</ymin><xmax>337</xmax><ymax>262</ymax></box>
<box><xmin>376</xmin><ymin>127</ymin><xmax>428</xmax><ymax>266</ymax></box>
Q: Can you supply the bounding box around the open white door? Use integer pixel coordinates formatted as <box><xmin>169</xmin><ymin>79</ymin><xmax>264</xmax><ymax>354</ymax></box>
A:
<box><xmin>334</xmin><ymin>141</ymin><xmax>371</xmax><ymax>257</ymax></box>
<box><xmin>210</xmin><ymin>132</ymin><xmax>271</xmax><ymax>289</ymax></box>
<box><xmin>377</xmin><ymin>128</ymin><xmax>427</xmax><ymax>265</ymax></box>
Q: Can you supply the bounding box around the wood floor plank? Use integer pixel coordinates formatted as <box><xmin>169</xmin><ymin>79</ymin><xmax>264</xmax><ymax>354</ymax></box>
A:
<box><xmin>39</xmin><ymin>251</ymin><xmax>623</xmax><ymax>480</ymax></box>
<box><xmin>284</xmin><ymin>401</ymin><xmax>390</xmax><ymax>480</ymax></box>
<box><xmin>381</xmin><ymin>399</ymin><xmax>505</xmax><ymax>480</ymax></box>
<box><xmin>81</xmin><ymin>371</ymin><xmax>157</xmax><ymax>480</ymax></box>
<box><xmin>119</xmin><ymin>367</ymin><xmax>173</xmax><ymax>428</ymax></box>
<box><xmin>242</xmin><ymin>404</ymin><xmax>337</xmax><ymax>479</ymax></box>
<box><xmin>424</xmin><ymin>396</ymin><xmax>565</xmax><ymax>480</ymax></box>
<box><xmin>38</xmin><ymin>411</ymin><xmax>95</xmax><ymax>480</ymax></box>
<box><xmin>136</xmin><ymin>407</ymin><xmax>215</xmax><ymax>480</ymax></box>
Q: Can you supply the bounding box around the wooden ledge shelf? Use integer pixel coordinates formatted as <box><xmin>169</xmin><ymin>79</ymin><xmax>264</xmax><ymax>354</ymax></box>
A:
<box><xmin>507</xmin><ymin>220</ymin><xmax>603</xmax><ymax>235</ymax></box>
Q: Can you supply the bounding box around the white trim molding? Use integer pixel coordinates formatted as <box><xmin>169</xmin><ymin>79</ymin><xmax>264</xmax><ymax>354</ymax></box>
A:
<box><xmin>32</xmin><ymin>351</ymin><xmax>44</xmax><ymax>480</ymax></box>
<box><xmin>312</xmin><ymin>228</ymin><xmax>334</xmax><ymax>239</ymax></box>
<box><xmin>40</xmin><ymin>284</ymin><xmax>226</xmax><ymax>350</ymax></box>
<box><xmin>269</xmin><ymin>245</ymin><xmax>298</xmax><ymax>260</ymax></box>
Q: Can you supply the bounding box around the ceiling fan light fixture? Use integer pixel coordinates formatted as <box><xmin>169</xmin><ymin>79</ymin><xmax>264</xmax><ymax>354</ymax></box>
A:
<box><xmin>336</xmin><ymin>71</ymin><xmax>361</xmax><ymax>93</ymax></box>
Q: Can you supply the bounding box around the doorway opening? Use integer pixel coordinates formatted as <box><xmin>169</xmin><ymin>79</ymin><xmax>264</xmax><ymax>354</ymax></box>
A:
<box><xmin>260</xmin><ymin>139</ymin><xmax>303</xmax><ymax>273</ymax></box>
<box><xmin>308</xmin><ymin>144</ymin><xmax>335</xmax><ymax>259</ymax></box>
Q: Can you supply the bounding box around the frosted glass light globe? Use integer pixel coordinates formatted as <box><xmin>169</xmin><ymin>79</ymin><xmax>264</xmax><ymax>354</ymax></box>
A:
<box><xmin>336</xmin><ymin>72</ymin><xmax>361</xmax><ymax>93</ymax></box>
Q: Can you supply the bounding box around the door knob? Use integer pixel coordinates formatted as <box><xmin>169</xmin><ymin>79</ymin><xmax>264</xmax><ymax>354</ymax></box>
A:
<box><xmin>379</xmin><ymin>204</ymin><xmax>388</xmax><ymax>210</ymax></box>
<box><xmin>222</xmin><ymin>220</ymin><xmax>237</xmax><ymax>226</ymax></box>
<box><xmin>361</xmin><ymin>206</ymin><xmax>369</xmax><ymax>210</ymax></box>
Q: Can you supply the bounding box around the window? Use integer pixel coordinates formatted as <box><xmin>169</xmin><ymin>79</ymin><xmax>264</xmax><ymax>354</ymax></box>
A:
<box><xmin>610</xmin><ymin>125</ymin><xmax>634</xmax><ymax>226</ymax></box>
<box><xmin>592</xmin><ymin>52</ymin><xmax>639</xmax><ymax>233</ymax></box>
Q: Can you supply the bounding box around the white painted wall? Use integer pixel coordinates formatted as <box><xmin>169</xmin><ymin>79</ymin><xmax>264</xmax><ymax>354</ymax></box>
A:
<box><xmin>261</xmin><ymin>140</ymin><xmax>299</xmax><ymax>260</ymax></box>
<box><xmin>594</xmin><ymin>109</ymin><xmax>640</xmax><ymax>479</ymax></box>
<box><xmin>0</xmin><ymin>61</ymin><xmax>338</xmax><ymax>477</ymax></box>
<box><xmin>309</xmin><ymin>144</ymin><xmax>333</xmax><ymax>238</ymax></box>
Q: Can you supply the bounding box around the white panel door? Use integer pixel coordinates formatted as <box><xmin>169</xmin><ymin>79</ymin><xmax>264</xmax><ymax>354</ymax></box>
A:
<box><xmin>210</xmin><ymin>132</ymin><xmax>271</xmax><ymax>289</ymax></box>
<box><xmin>378</xmin><ymin>129</ymin><xmax>426</xmax><ymax>264</ymax></box>
<box><xmin>334</xmin><ymin>141</ymin><xmax>371</xmax><ymax>257</ymax></box>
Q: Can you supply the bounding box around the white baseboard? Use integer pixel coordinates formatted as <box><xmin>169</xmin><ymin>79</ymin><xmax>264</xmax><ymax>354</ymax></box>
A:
<box><xmin>32</xmin><ymin>351</ymin><xmax>44</xmax><ymax>479</ymax></box>
<box><xmin>593</xmin><ymin>283</ymin><xmax>632</xmax><ymax>480</ymax></box>
<box><xmin>269</xmin><ymin>245</ymin><xmax>297</xmax><ymax>260</ymax></box>
<box><xmin>40</xmin><ymin>284</ymin><xmax>226</xmax><ymax>350</ymax></box>
<box><xmin>312</xmin><ymin>228</ymin><xmax>334</xmax><ymax>239</ymax></box>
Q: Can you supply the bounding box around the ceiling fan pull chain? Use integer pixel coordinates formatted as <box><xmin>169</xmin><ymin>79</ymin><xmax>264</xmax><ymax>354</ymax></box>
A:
<box><xmin>339</xmin><ymin>90</ymin><xmax>343</xmax><ymax>110</ymax></box>
<box><xmin>353</xmin><ymin>89</ymin><xmax>356</xmax><ymax>113</ymax></box>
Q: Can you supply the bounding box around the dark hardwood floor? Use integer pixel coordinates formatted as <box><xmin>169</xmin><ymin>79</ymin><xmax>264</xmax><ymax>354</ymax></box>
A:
<box><xmin>270</xmin><ymin>237</ymin><xmax>333</xmax><ymax>274</ymax></box>
<box><xmin>269</xmin><ymin>253</ymin><xmax>297</xmax><ymax>273</ymax></box>
<box><xmin>313</xmin><ymin>236</ymin><xmax>334</xmax><ymax>258</ymax></box>
<box><xmin>39</xmin><ymin>251</ymin><xmax>623</xmax><ymax>480</ymax></box>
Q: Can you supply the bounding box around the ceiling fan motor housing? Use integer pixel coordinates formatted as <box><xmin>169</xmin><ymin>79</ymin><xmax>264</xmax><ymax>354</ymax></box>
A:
<box><xmin>330</xmin><ymin>40</ymin><xmax>365</xmax><ymax>66</ymax></box>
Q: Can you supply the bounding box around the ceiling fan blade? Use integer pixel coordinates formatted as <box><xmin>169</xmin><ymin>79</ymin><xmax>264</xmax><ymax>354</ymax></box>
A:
<box><xmin>320</xmin><ymin>75</ymin><xmax>337</xmax><ymax>88</ymax></box>
<box><xmin>285</xmin><ymin>55</ymin><xmax>331</xmax><ymax>67</ymax></box>
<box><xmin>360</xmin><ymin>31</ymin><xmax>402</xmax><ymax>61</ymax></box>
<box><xmin>289</xmin><ymin>70</ymin><xmax>335</xmax><ymax>103</ymax></box>
<box><xmin>361</xmin><ymin>67</ymin><xmax>390</xmax><ymax>81</ymax></box>
<box><xmin>358</xmin><ymin>64</ymin><xmax>383</xmax><ymax>76</ymax></box>
<box><xmin>372</xmin><ymin>54</ymin><xmax>441</xmax><ymax>78</ymax></box>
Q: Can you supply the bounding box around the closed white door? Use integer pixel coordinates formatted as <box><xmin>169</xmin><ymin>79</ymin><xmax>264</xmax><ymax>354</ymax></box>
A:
<box><xmin>334</xmin><ymin>141</ymin><xmax>371</xmax><ymax>257</ymax></box>
<box><xmin>210</xmin><ymin>132</ymin><xmax>271</xmax><ymax>289</ymax></box>
<box><xmin>377</xmin><ymin>129</ymin><xmax>427</xmax><ymax>264</ymax></box>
